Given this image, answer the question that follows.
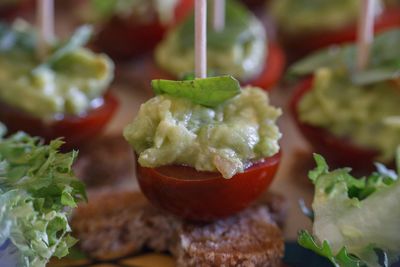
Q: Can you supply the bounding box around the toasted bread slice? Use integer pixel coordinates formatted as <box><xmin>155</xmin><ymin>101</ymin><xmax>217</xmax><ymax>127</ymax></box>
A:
<box><xmin>174</xmin><ymin>205</ymin><xmax>284</xmax><ymax>267</ymax></box>
<box><xmin>71</xmin><ymin>190</ymin><xmax>286</xmax><ymax>266</ymax></box>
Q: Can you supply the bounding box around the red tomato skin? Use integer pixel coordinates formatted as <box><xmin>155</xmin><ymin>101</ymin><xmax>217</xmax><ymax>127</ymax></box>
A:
<box><xmin>136</xmin><ymin>152</ymin><xmax>281</xmax><ymax>221</ymax></box>
<box><xmin>280</xmin><ymin>8</ymin><xmax>400</xmax><ymax>58</ymax></box>
<box><xmin>290</xmin><ymin>77</ymin><xmax>380</xmax><ymax>172</ymax></box>
<box><xmin>148</xmin><ymin>42</ymin><xmax>285</xmax><ymax>91</ymax></box>
<box><xmin>0</xmin><ymin>91</ymin><xmax>118</xmax><ymax>150</ymax></box>
<box><xmin>93</xmin><ymin>0</ymin><xmax>194</xmax><ymax>60</ymax></box>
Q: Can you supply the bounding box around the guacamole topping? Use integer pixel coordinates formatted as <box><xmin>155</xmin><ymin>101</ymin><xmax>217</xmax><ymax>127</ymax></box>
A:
<box><xmin>292</xmin><ymin>29</ymin><xmax>400</xmax><ymax>162</ymax></box>
<box><xmin>124</xmin><ymin>79</ymin><xmax>281</xmax><ymax>178</ymax></box>
<box><xmin>270</xmin><ymin>0</ymin><xmax>382</xmax><ymax>34</ymax></box>
<box><xmin>155</xmin><ymin>0</ymin><xmax>266</xmax><ymax>81</ymax></box>
<box><xmin>298</xmin><ymin>68</ymin><xmax>400</xmax><ymax>162</ymax></box>
<box><xmin>86</xmin><ymin>0</ymin><xmax>179</xmax><ymax>25</ymax></box>
<box><xmin>0</xmin><ymin>21</ymin><xmax>114</xmax><ymax>119</ymax></box>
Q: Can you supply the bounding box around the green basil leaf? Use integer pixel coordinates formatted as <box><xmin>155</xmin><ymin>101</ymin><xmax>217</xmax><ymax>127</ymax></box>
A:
<box><xmin>151</xmin><ymin>76</ymin><xmax>241</xmax><ymax>107</ymax></box>
<box><xmin>42</xmin><ymin>25</ymin><xmax>93</xmax><ymax>67</ymax></box>
<box><xmin>289</xmin><ymin>29</ymin><xmax>400</xmax><ymax>85</ymax></box>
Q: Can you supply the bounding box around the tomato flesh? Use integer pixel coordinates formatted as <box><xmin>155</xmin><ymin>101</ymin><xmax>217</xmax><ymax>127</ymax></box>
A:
<box><xmin>136</xmin><ymin>152</ymin><xmax>281</xmax><ymax>221</ymax></box>
<box><xmin>281</xmin><ymin>8</ymin><xmax>400</xmax><ymax>58</ymax></box>
<box><xmin>290</xmin><ymin>77</ymin><xmax>380</xmax><ymax>172</ymax></box>
<box><xmin>148</xmin><ymin>42</ymin><xmax>285</xmax><ymax>91</ymax></box>
<box><xmin>93</xmin><ymin>0</ymin><xmax>194</xmax><ymax>60</ymax></box>
<box><xmin>0</xmin><ymin>91</ymin><xmax>118</xmax><ymax>150</ymax></box>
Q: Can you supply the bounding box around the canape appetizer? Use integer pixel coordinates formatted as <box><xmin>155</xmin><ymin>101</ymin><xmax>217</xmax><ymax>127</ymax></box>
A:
<box><xmin>0</xmin><ymin>21</ymin><xmax>117</xmax><ymax>149</ymax></box>
<box><xmin>124</xmin><ymin>76</ymin><xmax>282</xmax><ymax>220</ymax></box>
<box><xmin>0</xmin><ymin>123</ymin><xmax>87</xmax><ymax>267</ymax></box>
<box><xmin>269</xmin><ymin>0</ymin><xmax>400</xmax><ymax>57</ymax></box>
<box><xmin>289</xmin><ymin>29</ymin><xmax>400</xmax><ymax>171</ymax></box>
<box><xmin>299</xmin><ymin>153</ymin><xmax>400</xmax><ymax>267</ymax></box>
<box><xmin>0</xmin><ymin>0</ymin><xmax>32</xmax><ymax>21</ymax></box>
<box><xmin>150</xmin><ymin>0</ymin><xmax>285</xmax><ymax>90</ymax></box>
<box><xmin>80</xmin><ymin>0</ymin><xmax>194</xmax><ymax>60</ymax></box>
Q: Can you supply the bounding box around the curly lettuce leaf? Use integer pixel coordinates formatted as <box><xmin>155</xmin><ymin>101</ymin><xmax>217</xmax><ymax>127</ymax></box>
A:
<box><xmin>298</xmin><ymin>153</ymin><xmax>400</xmax><ymax>267</ymax></box>
<box><xmin>289</xmin><ymin>29</ymin><xmax>400</xmax><ymax>85</ymax></box>
<box><xmin>298</xmin><ymin>230</ymin><xmax>362</xmax><ymax>267</ymax></box>
<box><xmin>0</xmin><ymin>130</ymin><xmax>86</xmax><ymax>267</ymax></box>
<box><xmin>151</xmin><ymin>76</ymin><xmax>241</xmax><ymax>107</ymax></box>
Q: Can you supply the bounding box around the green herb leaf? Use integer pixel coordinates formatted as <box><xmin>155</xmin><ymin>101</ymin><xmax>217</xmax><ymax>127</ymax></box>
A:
<box><xmin>0</xmin><ymin>130</ymin><xmax>87</xmax><ymax>267</ymax></box>
<box><xmin>151</xmin><ymin>76</ymin><xmax>241</xmax><ymax>107</ymax></box>
<box><xmin>40</xmin><ymin>25</ymin><xmax>93</xmax><ymax>67</ymax></box>
<box><xmin>289</xmin><ymin>29</ymin><xmax>400</xmax><ymax>85</ymax></box>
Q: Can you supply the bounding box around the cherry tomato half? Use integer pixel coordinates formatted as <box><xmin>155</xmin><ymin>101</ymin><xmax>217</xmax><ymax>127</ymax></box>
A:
<box><xmin>136</xmin><ymin>151</ymin><xmax>281</xmax><ymax>221</ymax></box>
<box><xmin>281</xmin><ymin>8</ymin><xmax>400</xmax><ymax>58</ymax></box>
<box><xmin>0</xmin><ymin>91</ymin><xmax>118</xmax><ymax>150</ymax></box>
<box><xmin>290</xmin><ymin>77</ymin><xmax>379</xmax><ymax>172</ymax></box>
<box><xmin>148</xmin><ymin>42</ymin><xmax>285</xmax><ymax>91</ymax></box>
<box><xmin>93</xmin><ymin>0</ymin><xmax>194</xmax><ymax>60</ymax></box>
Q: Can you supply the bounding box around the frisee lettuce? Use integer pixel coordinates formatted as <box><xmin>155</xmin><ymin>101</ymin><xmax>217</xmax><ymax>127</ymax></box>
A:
<box><xmin>299</xmin><ymin>153</ymin><xmax>400</xmax><ymax>267</ymax></box>
<box><xmin>0</xmin><ymin>126</ymin><xmax>87</xmax><ymax>267</ymax></box>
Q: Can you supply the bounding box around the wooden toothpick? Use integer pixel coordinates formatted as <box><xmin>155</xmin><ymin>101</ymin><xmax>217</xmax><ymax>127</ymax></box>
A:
<box><xmin>195</xmin><ymin>0</ymin><xmax>207</xmax><ymax>78</ymax></box>
<box><xmin>213</xmin><ymin>0</ymin><xmax>225</xmax><ymax>32</ymax></box>
<box><xmin>356</xmin><ymin>0</ymin><xmax>375</xmax><ymax>72</ymax></box>
<box><xmin>37</xmin><ymin>0</ymin><xmax>54</xmax><ymax>59</ymax></box>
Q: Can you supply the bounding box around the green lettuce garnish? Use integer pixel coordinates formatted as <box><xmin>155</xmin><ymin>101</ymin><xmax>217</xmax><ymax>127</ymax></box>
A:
<box><xmin>151</xmin><ymin>76</ymin><xmax>241</xmax><ymax>107</ymax></box>
<box><xmin>289</xmin><ymin>29</ymin><xmax>400</xmax><ymax>85</ymax></box>
<box><xmin>299</xmin><ymin>153</ymin><xmax>400</xmax><ymax>267</ymax></box>
<box><xmin>0</xmin><ymin>126</ymin><xmax>87</xmax><ymax>267</ymax></box>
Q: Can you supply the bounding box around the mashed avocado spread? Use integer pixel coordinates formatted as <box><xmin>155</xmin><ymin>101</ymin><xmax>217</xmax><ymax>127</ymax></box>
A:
<box><xmin>270</xmin><ymin>0</ymin><xmax>381</xmax><ymax>34</ymax></box>
<box><xmin>155</xmin><ymin>0</ymin><xmax>266</xmax><ymax>82</ymax></box>
<box><xmin>293</xmin><ymin>29</ymin><xmax>400</xmax><ymax>162</ymax></box>
<box><xmin>0</xmin><ymin>22</ymin><xmax>114</xmax><ymax>119</ymax></box>
<box><xmin>299</xmin><ymin>69</ymin><xmax>400</xmax><ymax>162</ymax></box>
<box><xmin>124</xmin><ymin>77</ymin><xmax>281</xmax><ymax>178</ymax></box>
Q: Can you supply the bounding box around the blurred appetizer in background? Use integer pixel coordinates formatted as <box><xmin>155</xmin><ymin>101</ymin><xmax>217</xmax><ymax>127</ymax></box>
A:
<box><xmin>299</xmin><ymin>153</ymin><xmax>400</xmax><ymax>267</ymax></box>
<box><xmin>0</xmin><ymin>124</ymin><xmax>87</xmax><ymax>267</ymax></box>
<box><xmin>269</xmin><ymin>0</ymin><xmax>400</xmax><ymax>58</ymax></box>
<box><xmin>124</xmin><ymin>76</ymin><xmax>282</xmax><ymax>220</ymax></box>
<box><xmin>150</xmin><ymin>0</ymin><xmax>285</xmax><ymax>90</ymax></box>
<box><xmin>290</xmin><ymin>28</ymin><xmax>400</xmax><ymax>172</ymax></box>
<box><xmin>0</xmin><ymin>0</ymin><xmax>33</xmax><ymax>21</ymax></box>
<box><xmin>0</xmin><ymin>21</ymin><xmax>118</xmax><ymax>149</ymax></box>
<box><xmin>240</xmin><ymin>0</ymin><xmax>269</xmax><ymax>11</ymax></box>
<box><xmin>79</xmin><ymin>0</ymin><xmax>194</xmax><ymax>60</ymax></box>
